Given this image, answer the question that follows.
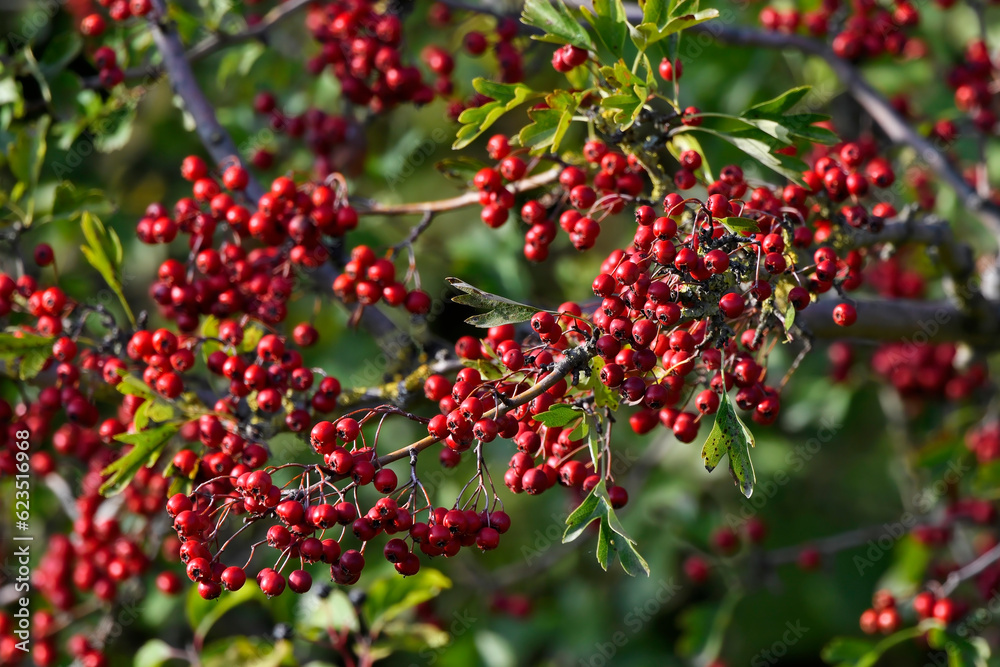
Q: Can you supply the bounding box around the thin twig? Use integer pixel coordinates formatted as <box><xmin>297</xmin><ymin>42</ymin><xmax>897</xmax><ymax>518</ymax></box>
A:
<box><xmin>934</xmin><ymin>541</ymin><xmax>1000</xmax><ymax>598</ymax></box>
<box><xmin>355</xmin><ymin>166</ymin><xmax>562</xmax><ymax>216</ymax></box>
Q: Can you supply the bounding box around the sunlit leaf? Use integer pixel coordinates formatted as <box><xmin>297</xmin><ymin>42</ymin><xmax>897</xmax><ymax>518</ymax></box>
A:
<box><xmin>701</xmin><ymin>390</ymin><xmax>756</xmax><ymax>498</ymax></box>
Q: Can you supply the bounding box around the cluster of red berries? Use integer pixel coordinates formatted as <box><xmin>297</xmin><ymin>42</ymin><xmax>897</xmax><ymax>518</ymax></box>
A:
<box><xmin>474</xmin><ymin>135</ymin><xmax>646</xmax><ymax>261</ymax></box>
<box><xmin>250</xmin><ymin>91</ymin><xmax>364</xmax><ymax>178</ymax></box>
<box><xmin>79</xmin><ymin>0</ymin><xmax>152</xmax><ymax>39</ymax></box>
<box><xmin>90</xmin><ymin>45</ymin><xmax>124</xmax><ymax>88</ymax></box>
<box><xmin>0</xmin><ymin>301</ymin><xmax>176</xmax><ymax>667</ymax></box>
<box><xmin>304</xmin><ymin>0</ymin><xmax>433</xmax><ymax>112</ymax></box>
<box><xmin>859</xmin><ymin>589</ymin><xmax>957</xmax><ymax>636</ymax></box>
<box><xmin>759</xmin><ymin>1</ymin><xmax>998</xmax><ymax>139</ymax></box>
<box><xmin>301</xmin><ymin>0</ymin><xmax>524</xmax><ymax>119</ymax></box>
<box><xmin>164</xmin><ymin>426</ymin><xmax>514</xmax><ymax>598</ymax></box>
<box><xmin>331</xmin><ymin>245</ymin><xmax>431</xmax><ymax>313</ymax></box>
<box><xmin>946</xmin><ymin>39</ymin><xmax>998</xmax><ymax>134</ymax></box>
<box><xmin>870</xmin><ymin>342</ymin><xmax>985</xmax><ymax>401</ymax></box>
<box><xmin>966</xmin><ymin>423</ymin><xmax>1000</xmax><ymax>464</ymax></box>
<box><xmin>138</xmin><ymin>155</ymin><xmax>370</xmax><ymax>330</ymax></box>
<box><xmin>799</xmin><ymin>138</ymin><xmax>898</xmax><ymax>232</ymax></box>
<box><xmin>1</xmin><ymin>608</ymin><xmax>109</xmax><ymax>667</ymax></box>
<box><xmin>758</xmin><ymin>0</ymin><xmax>927</xmax><ymax>62</ymax></box>
<box><xmin>459</xmin><ymin>128</ymin><xmax>934</xmax><ymax>447</ymax></box>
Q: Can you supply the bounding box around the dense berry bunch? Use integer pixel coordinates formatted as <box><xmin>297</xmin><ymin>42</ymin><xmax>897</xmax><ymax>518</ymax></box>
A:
<box><xmin>758</xmin><ymin>1</ymin><xmax>998</xmax><ymax>138</ymax></box>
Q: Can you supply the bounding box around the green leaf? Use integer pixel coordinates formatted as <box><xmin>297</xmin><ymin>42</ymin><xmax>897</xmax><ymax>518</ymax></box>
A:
<box><xmin>741</xmin><ymin>87</ymin><xmax>839</xmax><ymax>145</ymax></box>
<box><xmin>7</xmin><ymin>116</ymin><xmax>49</xmax><ymax>188</ymax></box>
<box><xmin>587</xmin><ymin>357</ymin><xmax>620</xmax><ymax>410</ymax></box>
<box><xmin>596</xmin><ymin>516</ymin><xmax>612</xmax><ymax>570</ymax></box>
<box><xmin>147</xmin><ymin>400</ymin><xmax>175</xmax><ymax>423</ymax></box>
<box><xmin>364</xmin><ymin>569</ymin><xmax>452</xmax><ymax>633</ymax></box>
<box><xmin>700</xmin><ymin>390</ymin><xmax>756</xmax><ymax>498</ymax></box>
<box><xmin>92</xmin><ymin>103</ymin><xmax>136</xmax><ymax>153</ymax></box>
<box><xmin>519</xmin><ymin>108</ymin><xmax>571</xmax><ymax>153</ymax></box>
<box><xmin>216</xmin><ymin>42</ymin><xmax>265</xmax><ymax>89</ymax></box>
<box><xmin>563</xmin><ymin>483</ymin><xmax>605</xmax><ymax>542</ymax></box>
<box><xmin>719</xmin><ymin>217</ymin><xmax>761</xmax><ymax>236</ymax></box>
<box><xmin>268</xmin><ymin>432</ymin><xmax>307</xmax><ymax>458</ymax></box>
<box><xmin>133</xmin><ymin>400</ymin><xmax>151</xmax><ymax>432</ymax></box>
<box><xmin>533</xmin><ymin>404</ymin><xmax>584</xmax><ymax>427</ymax></box>
<box><xmin>521</xmin><ymin>0</ymin><xmax>594</xmax><ymax>50</ymax></box>
<box><xmin>684</xmin><ymin>126</ymin><xmax>808</xmax><ymax>183</ymax></box>
<box><xmin>586</xmin><ymin>429</ymin><xmax>600</xmax><ymax>468</ymax></box>
<box><xmin>134</xmin><ymin>639</ymin><xmax>176</xmax><ymax>667</ymax></box>
<box><xmin>613</xmin><ymin>528</ymin><xmax>651</xmax><ymax>576</ymax></box>
<box><xmin>372</xmin><ymin>621</ymin><xmax>450</xmax><ymax>658</ymax></box>
<box><xmin>563</xmin><ymin>481</ymin><xmax>649</xmax><ymax>576</ymax></box>
<box><xmin>0</xmin><ymin>331</ymin><xmax>55</xmax><ymax>380</ymax></box>
<box><xmin>240</xmin><ymin>323</ymin><xmax>265</xmax><ymax>354</ymax></box>
<box><xmin>667</xmin><ymin>132</ymin><xmax>713</xmax><ymax>182</ymax></box>
<box><xmin>200</xmin><ymin>315</ymin><xmax>222</xmax><ymax>362</ymax></box>
<box><xmin>925</xmin><ymin>628</ymin><xmax>990</xmax><ymax>667</ymax></box>
<box><xmin>632</xmin><ymin>8</ymin><xmax>718</xmax><ymax>48</ymax></box>
<box><xmin>640</xmin><ymin>0</ymin><xmax>668</xmax><ymax>28</ymax></box>
<box><xmin>39</xmin><ymin>32</ymin><xmax>82</xmax><ymax>77</ymax></box>
<box><xmin>201</xmin><ymin>637</ymin><xmax>295</xmax><ymax>667</ymax></box>
<box><xmin>453</xmin><ymin>80</ymin><xmax>538</xmax><ymax>150</ymax></box>
<box><xmin>568</xmin><ymin>417</ymin><xmax>590</xmax><ymax>441</ymax></box>
<box><xmin>784</xmin><ymin>300</ymin><xmax>796</xmax><ymax>333</ymax></box>
<box><xmin>446</xmin><ymin>277</ymin><xmax>539</xmax><ymax>327</ymax></box>
<box><xmin>823</xmin><ymin>626</ymin><xmax>929</xmax><ymax>667</ymax></box>
<box><xmin>100</xmin><ymin>423</ymin><xmax>180</xmax><ymax>496</ymax></box>
<box><xmin>519</xmin><ymin>90</ymin><xmax>580</xmax><ymax>153</ymax></box>
<box><xmin>7</xmin><ymin>116</ymin><xmax>50</xmax><ymax>225</ymax></box>
<box><xmin>81</xmin><ymin>212</ymin><xmax>135</xmax><ymax>326</ymax></box>
<box><xmin>744</xmin><ymin>86</ymin><xmax>811</xmax><ymax>117</ymax></box>
<box><xmin>116</xmin><ymin>372</ymin><xmax>155</xmax><ymax>400</ymax></box>
<box><xmin>581</xmin><ymin>0</ymin><xmax>628</xmax><ymax>61</ymax></box>
<box><xmin>50</xmin><ymin>182</ymin><xmax>111</xmax><ymax>221</ymax></box>
<box><xmin>187</xmin><ymin>583</ymin><xmax>268</xmax><ymax>641</ymax></box>
<box><xmin>821</xmin><ymin>637</ymin><xmax>878</xmax><ymax>664</ymax></box>
<box><xmin>669</xmin><ymin>0</ymin><xmax>699</xmax><ymax>18</ymax></box>
<box><xmin>297</xmin><ymin>588</ymin><xmax>359</xmax><ymax>640</ymax></box>
<box><xmin>602</xmin><ymin>84</ymin><xmax>648</xmax><ymax>128</ymax></box>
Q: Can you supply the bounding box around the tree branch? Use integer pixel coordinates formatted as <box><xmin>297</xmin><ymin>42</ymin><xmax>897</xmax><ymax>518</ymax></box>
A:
<box><xmin>933</xmin><ymin>541</ymin><xmax>1000</xmax><ymax>598</ymax></box>
<box><xmin>185</xmin><ymin>0</ymin><xmax>313</xmax><ymax>63</ymax></box>
<box><xmin>354</xmin><ymin>166</ymin><xmax>563</xmax><ymax>216</ymax></box>
<box><xmin>373</xmin><ymin>342</ymin><xmax>595</xmax><ymax>467</ymax></box>
<box><xmin>89</xmin><ymin>0</ymin><xmax>312</xmax><ymax>88</ymax></box>
<box><xmin>688</xmin><ymin>22</ymin><xmax>1000</xmax><ymax>241</ymax></box>
<box><xmin>546</xmin><ymin>0</ymin><xmax>1000</xmax><ymax>239</ymax></box>
<box><xmin>147</xmin><ymin>0</ymin><xmax>265</xmax><ymax>201</ymax></box>
<box><xmin>797</xmin><ymin>297</ymin><xmax>999</xmax><ymax>345</ymax></box>
<box><xmin>337</xmin><ymin>357</ymin><xmax>466</xmax><ymax>408</ymax></box>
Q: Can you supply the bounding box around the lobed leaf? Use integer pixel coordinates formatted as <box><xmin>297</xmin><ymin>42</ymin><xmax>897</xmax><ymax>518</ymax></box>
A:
<box><xmin>582</xmin><ymin>0</ymin><xmax>628</xmax><ymax>61</ymax></box>
<box><xmin>533</xmin><ymin>404</ymin><xmax>585</xmax><ymax>427</ymax></box>
<box><xmin>447</xmin><ymin>277</ymin><xmax>540</xmax><ymax>327</ymax></box>
<box><xmin>454</xmin><ymin>80</ymin><xmax>538</xmax><ymax>150</ymax></box>
<box><xmin>0</xmin><ymin>331</ymin><xmax>56</xmax><ymax>380</ymax></box>
<box><xmin>81</xmin><ymin>212</ymin><xmax>135</xmax><ymax>326</ymax></box>
<box><xmin>700</xmin><ymin>390</ymin><xmax>756</xmax><ymax>498</ymax></box>
<box><xmin>100</xmin><ymin>422</ymin><xmax>181</xmax><ymax>496</ymax></box>
<box><xmin>563</xmin><ymin>481</ymin><xmax>650</xmax><ymax>575</ymax></box>
<box><xmin>521</xmin><ymin>0</ymin><xmax>595</xmax><ymax>49</ymax></box>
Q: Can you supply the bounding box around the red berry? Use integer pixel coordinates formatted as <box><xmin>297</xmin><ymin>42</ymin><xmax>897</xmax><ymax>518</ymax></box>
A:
<box><xmin>832</xmin><ymin>302</ymin><xmax>856</xmax><ymax>326</ymax></box>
